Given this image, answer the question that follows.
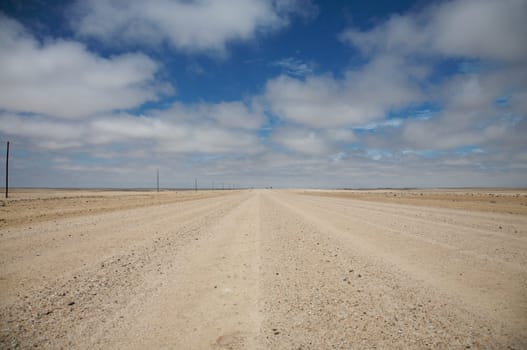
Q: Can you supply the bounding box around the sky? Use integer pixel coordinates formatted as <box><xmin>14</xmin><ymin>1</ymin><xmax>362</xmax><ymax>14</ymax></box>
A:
<box><xmin>0</xmin><ymin>0</ymin><xmax>526</xmax><ymax>189</ymax></box>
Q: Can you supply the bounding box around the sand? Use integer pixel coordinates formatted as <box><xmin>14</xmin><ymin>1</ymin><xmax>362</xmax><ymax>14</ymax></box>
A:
<box><xmin>1</xmin><ymin>189</ymin><xmax>526</xmax><ymax>349</ymax></box>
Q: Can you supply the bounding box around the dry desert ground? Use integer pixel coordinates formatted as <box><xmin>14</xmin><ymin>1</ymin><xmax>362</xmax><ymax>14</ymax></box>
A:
<box><xmin>1</xmin><ymin>188</ymin><xmax>526</xmax><ymax>349</ymax></box>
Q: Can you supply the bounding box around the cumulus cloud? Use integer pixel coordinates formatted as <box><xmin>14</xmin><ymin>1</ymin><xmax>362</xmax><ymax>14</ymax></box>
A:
<box><xmin>431</xmin><ymin>0</ymin><xmax>527</xmax><ymax>62</ymax></box>
<box><xmin>0</xmin><ymin>15</ymin><xmax>168</xmax><ymax>119</ymax></box>
<box><xmin>0</xmin><ymin>14</ymin><xmax>264</xmax><ymax>158</ymax></box>
<box><xmin>70</xmin><ymin>0</ymin><xmax>317</xmax><ymax>53</ymax></box>
<box><xmin>335</xmin><ymin>0</ymin><xmax>527</xmax><ymax>159</ymax></box>
<box><xmin>0</xmin><ymin>12</ymin><xmax>268</xmax><ymax>188</ymax></box>
<box><xmin>271</xmin><ymin>127</ymin><xmax>335</xmax><ymax>155</ymax></box>
<box><xmin>2</xmin><ymin>0</ymin><xmax>526</xmax><ymax>188</ymax></box>
<box><xmin>340</xmin><ymin>0</ymin><xmax>527</xmax><ymax>63</ymax></box>
<box><xmin>0</xmin><ymin>98</ymin><xmax>263</xmax><ymax>154</ymax></box>
<box><xmin>260</xmin><ymin>0</ymin><xmax>527</xmax><ymax>185</ymax></box>
<box><xmin>361</xmin><ymin>70</ymin><xmax>524</xmax><ymax>156</ymax></box>
<box><xmin>391</xmin><ymin>74</ymin><xmax>523</xmax><ymax>151</ymax></box>
<box><xmin>89</xmin><ymin>114</ymin><xmax>261</xmax><ymax>154</ymax></box>
<box><xmin>401</xmin><ymin>119</ymin><xmax>509</xmax><ymax>150</ymax></box>
<box><xmin>0</xmin><ymin>113</ymin><xmax>85</xmax><ymax>150</ymax></box>
<box><xmin>155</xmin><ymin>101</ymin><xmax>264</xmax><ymax>130</ymax></box>
<box><xmin>270</xmin><ymin>125</ymin><xmax>355</xmax><ymax>156</ymax></box>
<box><xmin>266</xmin><ymin>54</ymin><xmax>423</xmax><ymax>128</ymax></box>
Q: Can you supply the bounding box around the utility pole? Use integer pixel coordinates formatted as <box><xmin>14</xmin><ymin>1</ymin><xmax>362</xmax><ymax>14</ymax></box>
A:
<box><xmin>156</xmin><ymin>168</ymin><xmax>159</xmax><ymax>192</ymax></box>
<box><xmin>5</xmin><ymin>141</ymin><xmax>9</xmax><ymax>199</ymax></box>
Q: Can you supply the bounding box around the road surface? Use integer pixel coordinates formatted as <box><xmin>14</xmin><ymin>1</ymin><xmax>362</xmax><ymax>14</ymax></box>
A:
<box><xmin>1</xmin><ymin>190</ymin><xmax>526</xmax><ymax>349</ymax></box>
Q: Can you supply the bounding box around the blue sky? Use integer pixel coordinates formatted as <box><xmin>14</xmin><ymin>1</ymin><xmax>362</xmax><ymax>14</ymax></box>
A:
<box><xmin>0</xmin><ymin>0</ymin><xmax>526</xmax><ymax>188</ymax></box>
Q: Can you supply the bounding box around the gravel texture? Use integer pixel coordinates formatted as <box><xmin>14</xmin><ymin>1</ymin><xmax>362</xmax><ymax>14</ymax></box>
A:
<box><xmin>1</xmin><ymin>189</ymin><xmax>526</xmax><ymax>349</ymax></box>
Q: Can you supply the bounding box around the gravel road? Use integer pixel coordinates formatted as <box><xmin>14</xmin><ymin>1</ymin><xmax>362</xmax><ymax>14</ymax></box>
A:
<box><xmin>1</xmin><ymin>189</ymin><xmax>526</xmax><ymax>349</ymax></box>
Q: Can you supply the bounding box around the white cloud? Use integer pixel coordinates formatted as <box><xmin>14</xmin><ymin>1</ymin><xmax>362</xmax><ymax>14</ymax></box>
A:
<box><xmin>401</xmin><ymin>118</ymin><xmax>509</xmax><ymax>150</ymax></box>
<box><xmin>198</xmin><ymin>101</ymin><xmax>265</xmax><ymax>129</ymax></box>
<box><xmin>0</xmin><ymin>15</ymin><xmax>265</xmax><ymax>162</ymax></box>
<box><xmin>392</xmin><ymin>68</ymin><xmax>527</xmax><ymax>151</ymax></box>
<box><xmin>1</xmin><ymin>0</ymin><xmax>526</xmax><ymax>188</ymax></box>
<box><xmin>273</xmin><ymin>0</ymin><xmax>319</xmax><ymax>21</ymax></box>
<box><xmin>0</xmin><ymin>113</ymin><xmax>85</xmax><ymax>150</ymax></box>
<box><xmin>271</xmin><ymin>127</ymin><xmax>334</xmax><ymax>155</ymax></box>
<box><xmin>90</xmin><ymin>113</ymin><xmax>261</xmax><ymax>154</ymax></box>
<box><xmin>151</xmin><ymin>100</ymin><xmax>265</xmax><ymax>130</ymax></box>
<box><xmin>270</xmin><ymin>125</ymin><xmax>355</xmax><ymax>155</ymax></box>
<box><xmin>266</xmin><ymin>54</ymin><xmax>422</xmax><ymax>128</ymax></box>
<box><xmin>341</xmin><ymin>0</ymin><xmax>527</xmax><ymax>62</ymax></box>
<box><xmin>0</xmin><ymin>113</ymin><xmax>83</xmax><ymax>141</ymax></box>
<box><xmin>0</xmin><ymin>15</ymin><xmax>168</xmax><ymax>119</ymax></box>
<box><xmin>354</xmin><ymin>119</ymin><xmax>404</xmax><ymax>131</ymax></box>
<box><xmin>397</xmin><ymin>75</ymin><xmax>501</xmax><ymax>144</ymax></box>
<box><xmin>337</xmin><ymin>0</ymin><xmax>527</xmax><ymax>158</ymax></box>
<box><xmin>271</xmin><ymin>57</ymin><xmax>315</xmax><ymax>77</ymax></box>
<box><xmin>70</xmin><ymin>0</ymin><xmax>317</xmax><ymax>54</ymax></box>
<box><xmin>0</xmin><ymin>98</ymin><xmax>263</xmax><ymax>154</ymax></box>
<box><xmin>431</xmin><ymin>0</ymin><xmax>527</xmax><ymax>62</ymax></box>
<box><xmin>157</xmin><ymin>128</ymin><xmax>260</xmax><ymax>154</ymax></box>
<box><xmin>325</xmin><ymin>128</ymin><xmax>355</xmax><ymax>143</ymax></box>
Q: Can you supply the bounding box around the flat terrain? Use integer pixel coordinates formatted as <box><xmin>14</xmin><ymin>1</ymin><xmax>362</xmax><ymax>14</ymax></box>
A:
<box><xmin>1</xmin><ymin>189</ymin><xmax>526</xmax><ymax>349</ymax></box>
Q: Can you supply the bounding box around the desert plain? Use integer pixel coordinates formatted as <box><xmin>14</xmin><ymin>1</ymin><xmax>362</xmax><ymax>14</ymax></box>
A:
<box><xmin>0</xmin><ymin>188</ymin><xmax>526</xmax><ymax>349</ymax></box>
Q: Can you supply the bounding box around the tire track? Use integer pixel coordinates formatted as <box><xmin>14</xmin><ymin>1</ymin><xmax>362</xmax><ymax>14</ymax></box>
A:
<box><xmin>296</xmin><ymin>193</ymin><xmax>527</xmax><ymax>265</ymax></box>
<box><xmin>269</xmin><ymin>191</ymin><xmax>527</xmax><ymax>346</ymax></box>
<box><xmin>95</xmin><ymin>192</ymin><xmax>262</xmax><ymax>349</ymax></box>
<box><xmin>259</xmin><ymin>191</ymin><xmax>517</xmax><ymax>349</ymax></box>
<box><xmin>0</xmin><ymin>192</ymin><xmax>252</xmax><ymax>349</ymax></box>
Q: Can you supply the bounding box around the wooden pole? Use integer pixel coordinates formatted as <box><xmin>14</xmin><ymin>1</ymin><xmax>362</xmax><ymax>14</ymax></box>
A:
<box><xmin>5</xmin><ymin>141</ymin><xmax>9</xmax><ymax>199</ymax></box>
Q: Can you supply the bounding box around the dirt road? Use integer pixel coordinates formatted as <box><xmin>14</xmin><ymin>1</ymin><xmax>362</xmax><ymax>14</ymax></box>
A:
<box><xmin>1</xmin><ymin>190</ymin><xmax>526</xmax><ymax>349</ymax></box>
